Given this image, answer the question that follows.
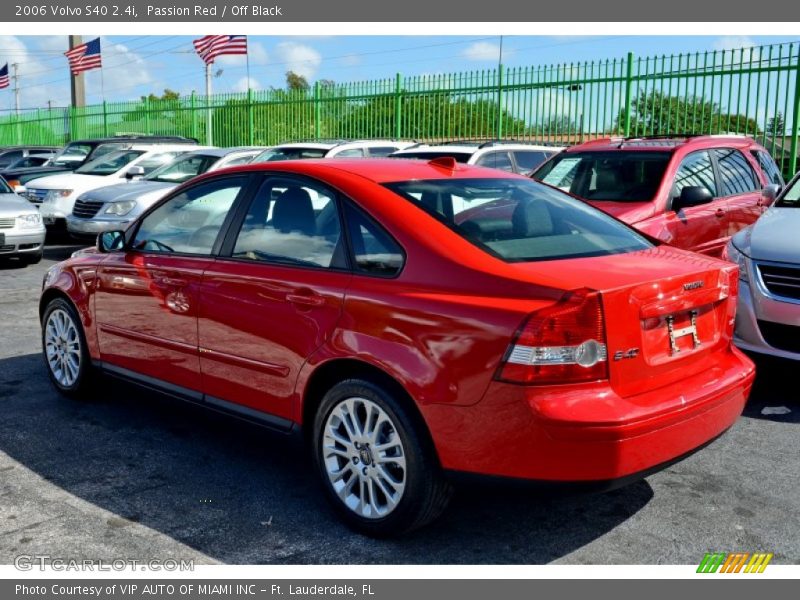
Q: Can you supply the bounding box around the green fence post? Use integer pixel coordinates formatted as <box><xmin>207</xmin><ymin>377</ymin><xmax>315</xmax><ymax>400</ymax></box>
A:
<box><xmin>314</xmin><ymin>81</ymin><xmax>321</xmax><ymax>140</ymax></box>
<box><xmin>623</xmin><ymin>52</ymin><xmax>635</xmax><ymax>137</ymax></box>
<box><xmin>395</xmin><ymin>73</ymin><xmax>403</xmax><ymax>139</ymax></box>
<box><xmin>102</xmin><ymin>101</ymin><xmax>109</xmax><ymax>137</ymax></box>
<box><xmin>248</xmin><ymin>87</ymin><xmax>255</xmax><ymax>145</ymax></box>
<box><xmin>190</xmin><ymin>92</ymin><xmax>198</xmax><ymax>141</ymax></box>
<box><xmin>497</xmin><ymin>63</ymin><xmax>504</xmax><ymax>139</ymax></box>
<box><xmin>789</xmin><ymin>50</ymin><xmax>800</xmax><ymax>178</ymax></box>
<box><xmin>144</xmin><ymin>96</ymin><xmax>151</xmax><ymax>135</ymax></box>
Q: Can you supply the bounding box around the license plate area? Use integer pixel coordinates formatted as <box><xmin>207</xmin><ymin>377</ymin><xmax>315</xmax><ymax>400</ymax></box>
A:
<box><xmin>641</xmin><ymin>305</ymin><xmax>718</xmax><ymax>365</ymax></box>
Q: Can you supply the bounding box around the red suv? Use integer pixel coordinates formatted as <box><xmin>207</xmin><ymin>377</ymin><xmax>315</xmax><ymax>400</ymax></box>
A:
<box><xmin>40</xmin><ymin>158</ymin><xmax>754</xmax><ymax>536</ymax></box>
<box><xmin>532</xmin><ymin>135</ymin><xmax>785</xmax><ymax>257</ymax></box>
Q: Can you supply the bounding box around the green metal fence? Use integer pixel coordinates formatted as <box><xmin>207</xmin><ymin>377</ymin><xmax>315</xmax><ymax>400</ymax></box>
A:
<box><xmin>2</xmin><ymin>40</ymin><xmax>800</xmax><ymax>177</ymax></box>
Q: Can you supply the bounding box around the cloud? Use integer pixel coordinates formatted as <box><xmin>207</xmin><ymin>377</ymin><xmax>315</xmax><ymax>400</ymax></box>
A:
<box><xmin>232</xmin><ymin>76</ymin><xmax>262</xmax><ymax>92</ymax></box>
<box><xmin>0</xmin><ymin>36</ymin><xmax>69</xmax><ymax>111</ymax></box>
<box><xmin>216</xmin><ymin>40</ymin><xmax>268</xmax><ymax>67</ymax></box>
<box><xmin>275</xmin><ymin>42</ymin><xmax>321</xmax><ymax>80</ymax></box>
<box><xmin>462</xmin><ymin>41</ymin><xmax>502</xmax><ymax>62</ymax></box>
<box><xmin>712</xmin><ymin>36</ymin><xmax>761</xmax><ymax>65</ymax></box>
<box><xmin>78</xmin><ymin>37</ymin><xmax>155</xmax><ymax>100</ymax></box>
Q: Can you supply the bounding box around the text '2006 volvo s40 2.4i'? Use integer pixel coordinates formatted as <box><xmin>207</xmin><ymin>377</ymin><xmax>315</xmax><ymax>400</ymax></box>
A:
<box><xmin>39</xmin><ymin>157</ymin><xmax>755</xmax><ymax>536</ymax></box>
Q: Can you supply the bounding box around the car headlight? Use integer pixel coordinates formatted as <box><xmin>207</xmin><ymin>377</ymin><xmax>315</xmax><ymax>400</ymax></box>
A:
<box><xmin>17</xmin><ymin>213</ymin><xmax>43</xmax><ymax>229</ymax></box>
<box><xmin>726</xmin><ymin>239</ymin><xmax>750</xmax><ymax>283</ymax></box>
<box><xmin>45</xmin><ymin>189</ymin><xmax>73</xmax><ymax>202</ymax></box>
<box><xmin>104</xmin><ymin>200</ymin><xmax>136</xmax><ymax>216</ymax></box>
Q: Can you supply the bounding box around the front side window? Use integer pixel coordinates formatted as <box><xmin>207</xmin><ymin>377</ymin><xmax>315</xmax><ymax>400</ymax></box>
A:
<box><xmin>385</xmin><ymin>178</ymin><xmax>653</xmax><ymax>262</ymax></box>
<box><xmin>534</xmin><ymin>151</ymin><xmax>671</xmax><ymax>202</ymax></box>
<box><xmin>231</xmin><ymin>177</ymin><xmax>343</xmax><ymax>269</ymax></box>
<box><xmin>776</xmin><ymin>175</ymin><xmax>800</xmax><ymax>207</ymax></box>
<box><xmin>132</xmin><ymin>176</ymin><xmax>246</xmax><ymax>255</ymax></box>
<box><xmin>672</xmin><ymin>151</ymin><xmax>717</xmax><ymax>199</ymax></box>
<box><xmin>333</xmin><ymin>148</ymin><xmax>365</xmax><ymax>158</ymax></box>
<box><xmin>135</xmin><ymin>152</ymin><xmax>184</xmax><ymax>175</ymax></box>
<box><xmin>476</xmin><ymin>151</ymin><xmax>514</xmax><ymax>172</ymax></box>
<box><xmin>146</xmin><ymin>154</ymin><xmax>218</xmax><ymax>183</ymax></box>
<box><xmin>75</xmin><ymin>150</ymin><xmax>144</xmax><ymax>176</ymax></box>
<box><xmin>714</xmin><ymin>148</ymin><xmax>759</xmax><ymax>195</ymax></box>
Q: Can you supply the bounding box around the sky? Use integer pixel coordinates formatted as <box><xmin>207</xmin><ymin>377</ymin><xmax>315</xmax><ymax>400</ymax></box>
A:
<box><xmin>0</xmin><ymin>34</ymin><xmax>798</xmax><ymax>112</ymax></box>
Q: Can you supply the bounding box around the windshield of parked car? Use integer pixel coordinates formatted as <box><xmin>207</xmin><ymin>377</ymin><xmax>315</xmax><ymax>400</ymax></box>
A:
<box><xmin>385</xmin><ymin>177</ymin><xmax>653</xmax><ymax>262</ymax></box>
<box><xmin>389</xmin><ymin>151</ymin><xmax>473</xmax><ymax>163</ymax></box>
<box><xmin>146</xmin><ymin>153</ymin><xmax>218</xmax><ymax>183</ymax></box>
<box><xmin>532</xmin><ymin>151</ymin><xmax>671</xmax><ymax>202</ymax></box>
<box><xmin>48</xmin><ymin>143</ymin><xmax>94</xmax><ymax>167</ymax></box>
<box><xmin>253</xmin><ymin>147</ymin><xmax>328</xmax><ymax>161</ymax></box>
<box><xmin>776</xmin><ymin>176</ymin><xmax>800</xmax><ymax>207</ymax></box>
<box><xmin>74</xmin><ymin>150</ymin><xmax>145</xmax><ymax>175</ymax></box>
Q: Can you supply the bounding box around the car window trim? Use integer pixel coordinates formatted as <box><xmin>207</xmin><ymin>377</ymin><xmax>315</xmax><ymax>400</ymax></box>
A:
<box><xmin>339</xmin><ymin>197</ymin><xmax>407</xmax><ymax>280</ymax></box>
<box><xmin>123</xmin><ymin>173</ymin><xmax>258</xmax><ymax>258</ymax></box>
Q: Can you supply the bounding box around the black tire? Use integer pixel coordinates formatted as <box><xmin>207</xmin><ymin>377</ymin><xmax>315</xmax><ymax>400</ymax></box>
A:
<box><xmin>311</xmin><ymin>378</ymin><xmax>453</xmax><ymax>537</ymax></box>
<box><xmin>41</xmin><ymin>297</ymin><xmax>98</xmax><ymax>399</ymax></box>
<box><xmin>22</xmin><ymin>251</ymin><xmax>43</xmax><ymax>265</ymax></box>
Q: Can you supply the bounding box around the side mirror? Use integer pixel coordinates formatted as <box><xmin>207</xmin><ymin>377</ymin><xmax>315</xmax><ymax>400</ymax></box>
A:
<box><xmin>673</xmin><ymin>186</ymin><xmax>713</xmax><ymax>211</ymax></box>
<box><xmin>125</xmin><ymin>166</ymin><xmax>145</xmax><ymax>180</ymax></box>
<box><xmin>761</xmin><ymin>183</ymin><xmax>781</xmax><ymax>205</ymax></box>
<box><xmin>97</xmin><ymin>230</ymin><xmax>125</xmax><ymax>253</ymax></box>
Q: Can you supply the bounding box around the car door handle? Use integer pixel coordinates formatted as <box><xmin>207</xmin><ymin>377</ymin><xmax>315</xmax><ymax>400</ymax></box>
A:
<box><xmin>286</xmin><ymin>292</ymin><xmax>325</xmax><ymax>307</ymax></box>
<box><xmin>158</xmin><ymin>276</ymin><xmax>188</xmax><ymax>287</ymax></box>
<box><xmin>715</xmin><ymin>208</ymin><xmax>726</xmax><ymax>218</ymax></box>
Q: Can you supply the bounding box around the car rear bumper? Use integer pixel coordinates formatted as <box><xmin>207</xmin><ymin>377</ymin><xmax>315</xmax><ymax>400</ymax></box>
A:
<box><xmin>422</xmin><ymin>347</ymin><xmax>754</xmax><ymax>482</ymax></box>
<box><xmin>734</xmin><ymin>277</ymin><xmax>800</xmax><ymax>360</ymax></box>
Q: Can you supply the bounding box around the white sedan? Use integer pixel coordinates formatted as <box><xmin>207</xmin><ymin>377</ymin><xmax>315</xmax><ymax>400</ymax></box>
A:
<box><xmin>0</xmin><ymin>180</ymin><xmax>45</xmax><ymax>265</ymax></box>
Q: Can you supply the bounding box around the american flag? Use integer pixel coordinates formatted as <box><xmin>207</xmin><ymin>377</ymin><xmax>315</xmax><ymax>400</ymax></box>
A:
<box><xmin>0</xmin><ymin>64</ymin><xmax>8</xmax><ymax>89</ymax></box>
<box><xmin>64</xmin><ymin>37</ymin><xmax>102</xmax><ymax>75</ymax></box>
<box><xmin>193</xmin><ymin>35</ymin><xmax>248</xmax><ymax>65</ymax></box>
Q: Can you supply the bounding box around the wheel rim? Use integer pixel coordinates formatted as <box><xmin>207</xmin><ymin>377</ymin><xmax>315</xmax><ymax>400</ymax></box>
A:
<box><xmin>322</xmin><ymin>397</ymin><xmax>407</xmax><ymax>519</ymax></box>
<box><xmin>44</xmin><ymin>308</ymin><xmax>81</xmax><ymax>388</ymax></box>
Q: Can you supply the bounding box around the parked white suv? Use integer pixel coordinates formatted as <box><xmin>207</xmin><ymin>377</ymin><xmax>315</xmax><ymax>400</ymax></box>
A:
<box><xmin>390</xmin><ymin>141</ymin><xmax>563</xmax><ymax>175</ymax></box>
<box><xmin>0</xmin><ymin>179</ymin><xmax>45</xmax><ymax>265</ymax></box>
<box><xmin>252</xmin><ymin>139</ymin><xmax>414</xmax><ymax>162</ymax></box>
<box><xmin>24</xmin><ymin>143</ymin><xmax>205</xmax><ymax>230</ymax></box>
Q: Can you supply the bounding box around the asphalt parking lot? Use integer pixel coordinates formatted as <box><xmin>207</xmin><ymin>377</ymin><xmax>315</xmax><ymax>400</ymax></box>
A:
<box><xmin>0</xmin><ymin>243</ymin><xmax>798</xmax><ymax>565</ymax></box>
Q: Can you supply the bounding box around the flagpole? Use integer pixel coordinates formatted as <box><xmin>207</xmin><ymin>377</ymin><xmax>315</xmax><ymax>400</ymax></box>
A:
<box><xmin>205</xmin><ymin>61</ymin><xmax>213</xmax><ymax>145</ymax></box>
<box><xmin>245</xmin><ymin>36</ymin><xmax>251</xmax><ymax>92</ymax></box>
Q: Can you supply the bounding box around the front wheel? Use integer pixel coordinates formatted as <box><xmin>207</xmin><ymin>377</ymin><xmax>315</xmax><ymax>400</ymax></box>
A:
<box><xmin>312</xmin><ymin>378</ymin><xmax>452</xmax><ymax>537</ymax></box>
<box><xmin>42</xmin><ymin>298</ymin><xmax>97</xmax><ymax>398</ymax></box>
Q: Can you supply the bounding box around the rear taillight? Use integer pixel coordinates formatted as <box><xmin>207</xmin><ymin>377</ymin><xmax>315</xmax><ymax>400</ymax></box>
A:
<box><xmin>722</xmin><ymin>266</ymin><xmax>739</xmax><ymax>338</ymax></box>
<box><xmin>496</xmin><ymin>288</ymin><xmax>608</xmax><ymax>385</ymax></box>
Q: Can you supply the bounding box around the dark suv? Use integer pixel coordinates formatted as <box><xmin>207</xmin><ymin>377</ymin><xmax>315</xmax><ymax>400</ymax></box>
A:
<box><xmin>532</xmin><ymin>134</ymin><xmax>784</xmax><ymax>257</ymax></box>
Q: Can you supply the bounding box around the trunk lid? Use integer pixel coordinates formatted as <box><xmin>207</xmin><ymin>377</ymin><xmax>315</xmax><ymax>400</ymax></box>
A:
<box><xmin>509</xmin><ymin>246</ymin><xmax>738</xmax><ymax>397</ymax></box>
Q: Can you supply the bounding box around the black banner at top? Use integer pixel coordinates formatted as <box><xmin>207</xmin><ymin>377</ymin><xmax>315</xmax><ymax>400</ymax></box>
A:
<box><xmin>4</xmin><ymin>0</ymin><xmax>800</xmax><ymax>22</ymax></box>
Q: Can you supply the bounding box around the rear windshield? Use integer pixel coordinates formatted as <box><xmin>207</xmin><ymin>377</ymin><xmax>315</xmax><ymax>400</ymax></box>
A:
<box><xmin>384</xmin><ymin>177</ymin><xmax>653</xmax><ymax>262</ymax></box>
<box><xmin>254</xmin><ymin>147</ymin><xmax>328</xmax><ymax>161</ymax></box>
<box><xmin>390</xmin><ymin>151</ymin><xmax>473</xmax><ymax>163</ymax></box>
<box><xmin>50</xmin><ymin>143</ymin><xmax>94</xmax><ymax>167</ymax></box>
<box><xmin>533</xmin><ymin>151</ymin><xmax>671</xmax><ymax>202</ymax></box>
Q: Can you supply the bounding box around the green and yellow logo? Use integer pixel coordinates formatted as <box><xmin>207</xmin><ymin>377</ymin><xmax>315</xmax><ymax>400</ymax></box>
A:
<box><xmin>697</xmin><ymin>552</ymin><xmax>773</xmax><ymax>573</ymax></box>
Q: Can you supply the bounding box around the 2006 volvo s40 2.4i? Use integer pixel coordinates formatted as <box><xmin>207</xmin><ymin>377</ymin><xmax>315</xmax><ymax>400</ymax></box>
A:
<box><xmin>40</xmin><ymin>158</ymin><xmax>755</xmax><ymax>536</ymax></box>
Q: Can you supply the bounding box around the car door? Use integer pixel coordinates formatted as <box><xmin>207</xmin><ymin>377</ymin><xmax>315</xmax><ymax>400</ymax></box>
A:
<box><xmin>713</xmin><ymin>147</ymin><xmax>763</xmax><ymax>236</ymax></box>
<box><xmin>197</xmin><ymin>174</ymin><xmax>353</xmax><ymax>420</ymax></box>
<box><xmin>94</xmin><ymin>175</ymin><xmax>251</xmax><ymax>393</ymax></box>
<box><xmin>662</xmin><ymin>150</ymin><xmax>727</xmax><ymax>256</ymax></box>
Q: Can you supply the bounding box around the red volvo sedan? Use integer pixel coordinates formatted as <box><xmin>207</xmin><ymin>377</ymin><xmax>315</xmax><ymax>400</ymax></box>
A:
<box><xmin>40</xmin><ymin>158</ymin><xmax>755</xmax><ymax>536</ymax></box>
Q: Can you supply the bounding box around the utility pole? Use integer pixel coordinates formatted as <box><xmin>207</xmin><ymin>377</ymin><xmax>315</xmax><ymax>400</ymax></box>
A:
<box><xmin>68</xmin><ymin>35</ymin><xmax>86</xmax><ymax>108</ymax></box>
<box><xmin>11</xmin><ymin>62</ymin><xmax>20</xmax><ymax>144</ymax></box>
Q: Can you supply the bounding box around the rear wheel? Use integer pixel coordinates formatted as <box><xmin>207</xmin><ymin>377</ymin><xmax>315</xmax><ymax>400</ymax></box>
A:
<box><xmin>42</xmin><ymin>298</ymin><xmax>97</xmax><ymax>398</ymax></box>
<box><xmin>312</xmin><ymin>378</ymin><xmax>452</xmax><ymax>536</ymax></box>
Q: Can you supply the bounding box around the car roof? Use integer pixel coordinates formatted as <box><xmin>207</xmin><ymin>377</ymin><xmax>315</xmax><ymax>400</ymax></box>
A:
<box><xmin>393</xmin><ymin>142</ymin><xmax>565</xmax><ymax>154</ymax></box>
<box><xmin>179</xmin><ymin>147</ymin><xmax>264</xmax><ymax>158</ymax></box>
<box><xmin>566</xmin><ymin>134</ymin><xmax>764</xmax><ymax>152</ymax></box>
<box><xmin>271</xmin><ymin>140</ymin><xmax>411</xmax><ymax>150</ymax></box>
<box><xmin>68</xmin><ymin>136</ymin><xmax>199</xmax><ymax>145</ymax></box>
<box><xmin>208</xmin><ymin>157</ymin><xmax>525</xmax><ymax>184</ymax></box>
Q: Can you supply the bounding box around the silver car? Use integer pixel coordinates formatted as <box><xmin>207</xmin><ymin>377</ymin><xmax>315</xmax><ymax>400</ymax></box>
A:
<box><xmin>66</xmin><ymin>147</ymin><xmax>263</xmax><ymax>239</ymax></box>
<box><xmin>0</xmin><ymin>180</ymin><xmax>46</xmax><ymax>264</ymax></box>
<box><xmin>728</xmin><ymin>175</ymin><xmax>800</xmax><ymax>360</ymax></box>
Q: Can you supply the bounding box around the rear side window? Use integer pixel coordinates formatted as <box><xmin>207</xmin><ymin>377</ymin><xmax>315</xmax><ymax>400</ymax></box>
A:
<box><xmin>714</xmin><ymin>149</ymin><xmax>759</xmax><ymax>195</ymax></box>
<box><xmin>512</xmin><ymin>150</ymin><xmax>551</xmax><ymax>174</ymax></box>
<box><xmin>333</xmin><ymin>148</ymin><xmax>365</xmax><ymax>158</ymax></box>
<box><xmin>476</xmin><ymin>151</ymin><xmax>514</xmax><ymax>172</ymax></box>
<box><xmin>368</xmin><ymin>146</ymin><xmax>401</xmax><ymax>157</ymax></box>
<box><xmin>384</xmin><ymin>178</ymin><xmax>652</xmax><ymax>262</ymax></box>
<box><xmin>673</xmin><ymin>151</ymin><xmax>717</xmax><ymax>199</ymax></box>
<box><xmin>343</xmin><ymin>203</ymin><xmax>404</xmax><ymax>277</ymax></box>
<box><xmin>752</xmin><ymin>150</ymin><xmax>784</xmax><ymax>186</ymax></box>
